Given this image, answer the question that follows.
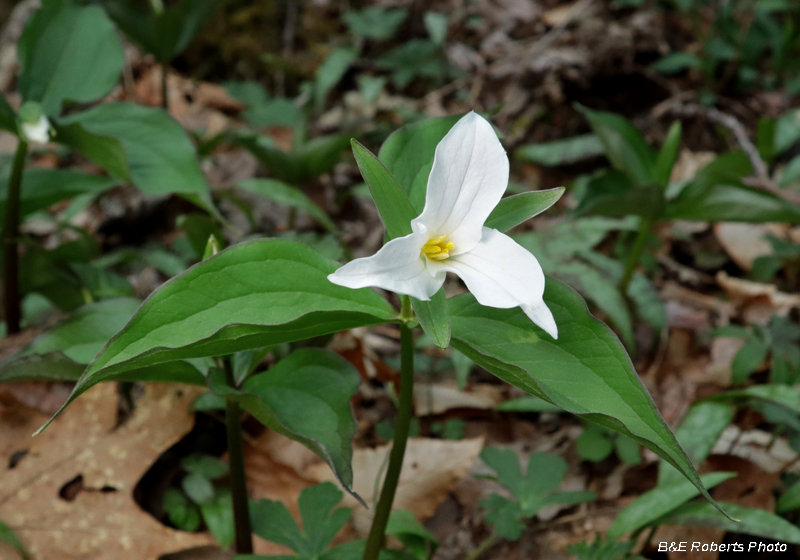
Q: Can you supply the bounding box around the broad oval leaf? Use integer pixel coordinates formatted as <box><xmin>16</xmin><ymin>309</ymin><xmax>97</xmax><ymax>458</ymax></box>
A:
<box><xmin>237</xmin><ymin>178</ymin><xmax>337</xmax><ymax>233</ymax></box>
<box><xmin>576</xmin><ymin>105</ymin><xmax>657</xmax><ymax>187</ymax></box>
<box><xmin>0</xmin><ymin>298</ymin><xmax>206</xmax><ymax>386</ymax></box>
<box><xmin>514</xmin><ymin>135</ymin><xmax>605</xmax><ymax>167</ymax></box>
<box><xmin>18</xmin><ymin>0</ymin><xmax>124</xmax><ymax>116</ymax></box>
<box><xmin>0</xmin><ymin>94</ymin><xmax>17</xmax><ymax>134</ymax></box>
<box><xmin>448</xmin><ymin>278</ymin><xmax>728</xmax><ymax>518</ymax></box>
<box><xmin>54</xmin><ymin>103</ymin><xmax>215</xmax><ymax>212</ymax></box>
<box><xmin>0</xmin><ymin>169</ymin><xmax>120</xmax><ymax>221</ymax></box>
<box><xmin>484</xmin><ymin>188</ymin><xmax>565</xmax><ymax>232</ymax></box>
<box><xmin>67</xmin><ymin>239</ymin><xmax>394</xmax><ymax>401</ymax></box>
<box><xmin>209</xmin><ymin>349</ymin><xmax>361</xmax><ymax>496</ymax></box>
<box><xmin>607</xmin><ymin>472</ymin><xmax>736</xmax><ymax>540</ymax></box>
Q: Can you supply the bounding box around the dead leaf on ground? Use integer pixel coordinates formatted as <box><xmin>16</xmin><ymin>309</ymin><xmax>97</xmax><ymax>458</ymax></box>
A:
<box><xmin>414</xmin><ymin>382</ymin><xmax>504</xmax><ymax>416</ymax></box>
<box><xmin>0</xmin><ymin>383</ymin><xmax>212</xmax><ymax>559</ymax></box>
<box><xmin>309</xmin><ymin>437</ymin><xmax>484</xmax><ymax>537</ymax></box>
<box><xmin>713</xmin><ymin>223</ymin><xmax>788</xmax><ymax>271</ymax></box>
<box><xmin>712</xmin><ymin>427</ymin><xmax>799</xmax><ymax>475</ymax></box>
<box><xmin>716</xmin><ymin>272</ymin><xmax>800</xmax><ymax>323</ymax></box>
<box><xmin>670</xmin><ymin>150</ymin><xmax>716</xmax><ymax>183</ymax></box>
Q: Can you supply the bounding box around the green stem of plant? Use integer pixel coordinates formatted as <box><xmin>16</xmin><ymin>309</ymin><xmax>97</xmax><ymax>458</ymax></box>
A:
<box><xmin>225</xmin><ymin>362</ymin><xmax>253</xmax><ymax>554</ymax></box>
<box><xmin>362</xmin><ymin>320</ymin><xmax>415</xmax><ymax>560</ymax></box>
<box><xmin>2</xmin><ymin>139</ymin><xmax>28</xmax><ymax>334</ymax></box>
<box><xmin>618</xmin><ymin>217</ymin><xmax>651</xmax><ymax>294</ymax></box>
<box><xmin>161</xmin><ymin>62</ymin><xmax>169</xmax><ymax>111</ymax></box>
<box><xmin>466</xmin><ymin>533</ymin><xmax>499</xmax><ymax>560</ymax></box>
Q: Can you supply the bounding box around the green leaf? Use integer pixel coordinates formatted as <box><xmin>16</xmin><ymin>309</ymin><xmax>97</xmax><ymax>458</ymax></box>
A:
<box><xmin>449</xmin><ymin>278</ymin><xmax>729</xmax><ymax>518</ymax></box>
<box><xmin>299</xmin><ymin>483</ymin><xmax>352</xmax><ymax>557</ymax></box>
<box><xmin>0</xmin><ymin>169</ymin><xmax>120</xmax><ymax>221</ymax></box>
<box><xmin>351</xmin><ymin>140</ymin><xmax>450</xmax><ymax>348</ymax></box>
<box><xmin>553</xmin><ymin>259</ymin><xmax>634</xmax><ymax>349</ymax></box>
<box><xmin>181</xmin><ymin>454</ymin><xmax>229</xmax><ymax>479</ymax></box>
<box><xmin>777</xmin><ymin>478</ymin><xmax>800</xmax><ymax>512</ymax></box>
<box><xmin>496</xmin><ymin>396</ymin><xmax>562</xmax><ymax>413</ymax></box>
<box><xmin>607</xmin><ymin>472</ymin><xmax>736</xmax><ymax>540</ymax></box>
<box><xmin>576</xmin><ymin>105</ymin><xmax>657</xmax><ymax>187</ymax></box>
<box><xmin>387</xmin><ymin>509</ymin><xmax>438</xmax><ymax>560</ymax></box>
<box><xmin>514</xmin><ymin>135</ymin><xmax>605</xmax><ymax>167</ymax></box>
<box><xmin>614</xmin><ymin>435</ymin><xmax>642</xmax><ymax>465</ymax></box>
<box><xmin>652</xmin><ymin>52</ymin><xmax>703</xmax><ymax>74</ymax></box>
<box><xmin>235</xmin><ymin>133</ymin><xmax>351</xmax><ymax>186</ymax></box>
<box><xmin>351</xmin><ymin>140</ymin><xmax>416</xmax><ymax>239</ymax></box>
<box><xmin>177</xmin><ymin>214</ymin><xmax>225</xmax><ymax>259</ymax></box>
<box><xmin>95</xmin><ymin>0</ymin><xmax>218</xmax><ymax>62</ymax></box>
<box><xmin>779</xmin><ymin>154</ymin><xmax>800</xmax><ymax>188</ymax></box>
<box><xmin>209</xmin><ymin>350</ymin><xmax>360</xmax><ymax>494</ymax></box>
<box><xmin>315</xmin><ymin>47</ymin><xmax>359</xmax><ymax>109</ymax></box>
<box><xmin>481</xmin><ymin>494</ymin><xmax>525</xmax><ymax>540</ymax></box>
<box><xmin>379</xmin><ymin>114</ymin><xmax>463</xmax><ymax>211</ymax></box>
<box><xmin>708</xmin><ymin>384</ymin><xmax>800</xmax><ymax>415</ymax></box>
<box><xmin>0</xmin><ymin>95</ymin><xmax>18</xmax><ymax>134</ymax></box>
<box><xmin>39</xmin><ymin>240</ymin><xmax>394</xmax><ymax>429</ymax></box>
<box><xmin>666</xmin><ymin>153</ymin><xmax>800</xmax><ymax>223</ymax></box>
<box><xmin>731</xmin><ymin>341</ymin><xmax>769</xmax><ymax>384</ymax></box>
<box><xmin>17</xmin><ymin>0</ymin><xmax>123</xmax><ymax>116</ymax></box>
<box><xmin>200</xmin><ymin>490</ymin><xmax>235</xmax><ymax>547</ymax></box>
<box><xmin>484</xmin><ymin>188</ymin><xmax>565</xmax><ymax>232</ymax></box>
<box><xmin>163</xmin><ymin>488</ymin><xmax>200</xmax><ymax>532</ymax></box>
<box><xmin>576</xmin><ymin>426</ymin><xmax>614</xmax><ymax>462</ymax></box>
<box><xmin>653</xmin><ymin>501</ymin><xmax>800</xmax><ymax>544</ymax></box>
<box><xmin>251</xmin><ymin>483</ymin><xmax>352</xmax><ymax>557</ymax></box>
<box><xmin>237</xmin><ymin>178</ymin><xmax>337</xmax><ymax>233</ymax></box>
<box><xmin>54</xmin><ymin>103</ymin><xmax>215</xmax><ymax>212</ymax></box>
<box><xmin>658</xmin><ymin>401</ymin><xmax>733</xmax><ymax>487</ymax></box>
<box><xmin>250</xmin><ymin>498</ymin><xmax>306</xmax><ymax>553</ymax></box>
<box><xmin>0</xmin><ymin>518</ymin><xmax>28</xmax><ymax>560</ymax></box>
<box><xmin>576</xmin><ymin>170</ymin><xmax>665</xmax><ymax>220</ymax></box>
<box><xmin>423</xmin><ymin>12</ymin><xmax>448</xmax><ymax>46</ymax></box>
<box><xmin>344</xmin><ymin>7</ymin><xmax>407</xmax><ymax>41</ymax></box>
<box><xmin>775</xmin><ymin>109</ymin><xmax>800</xmax><ymax>154</ymax></box>
<box><xmin>14</xmin><ymin>298</ymin><xmax>140</xmax><ymax>363</ymax></box>
<box><xmin>182</xmin><ymin>472</ymin><xmax>215</xmax><ymax>505</ymax></box>
<box><xmin>654</xmin><ymin>121</ymin><xmax>682</xmax><ymax>188</ymax></box>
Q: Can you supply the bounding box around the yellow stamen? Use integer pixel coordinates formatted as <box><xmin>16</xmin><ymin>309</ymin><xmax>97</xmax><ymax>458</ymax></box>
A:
<box><xmin>421</xmin><ymin>235</ymin><xmax>455</xmax><ymax>261</ymax></box>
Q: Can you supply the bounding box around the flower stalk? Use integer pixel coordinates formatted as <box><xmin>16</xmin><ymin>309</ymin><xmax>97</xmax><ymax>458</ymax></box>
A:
<box><xmin>3</xmin><ymin>139</ymin><xmax>28</xmax><ymax>334</ymax></box>
<box><xmin>224</xmin><ymin>361</ymin><xmax>254</xmax><ymax>554</ymax></box>
<box><xmin>363</xmin><ymin>313</ymin><xmax>415</xmax><ymax>560</ymax></box>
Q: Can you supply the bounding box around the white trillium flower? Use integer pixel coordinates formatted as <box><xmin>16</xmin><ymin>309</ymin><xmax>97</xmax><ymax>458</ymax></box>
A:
<box><xmin>328</xmin><ymin>111</ymin><xmax>558</xmax><ymax>339</ymax></box>
<box><xmin>21</xmin><ymin>114</ymin><xmax>52</xmax><ymax>144</ymax></box>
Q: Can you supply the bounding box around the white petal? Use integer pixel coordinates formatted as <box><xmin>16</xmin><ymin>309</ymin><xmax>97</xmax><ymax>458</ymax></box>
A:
<box><xmin>411</xmin><ymin>112</ymin><xmax>509</xmax><ymax>254</ymax></box>
<box><xmin>437</xmin><ymin>227</ymin><xmax>558</xmax><ymax>338</ymax></box>
<box><xmin>327</xmin><ymin>232</ymin><xmax>444</xmax><ymax>301</ymax></box>
<box><xmin>21</xmin><ymin>115</ymin><xmax>51</xmax><ymax>144</ymax></box>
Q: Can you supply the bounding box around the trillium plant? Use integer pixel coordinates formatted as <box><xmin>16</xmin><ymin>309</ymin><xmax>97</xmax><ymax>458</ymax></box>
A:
<box><xmin>4</xmin><ymin>111</ymin><xmax>730</xmax><ymax>557</ymax></box>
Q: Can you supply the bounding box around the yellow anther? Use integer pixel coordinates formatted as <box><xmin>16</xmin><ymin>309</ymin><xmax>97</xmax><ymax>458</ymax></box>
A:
<box><xmin>421</xmin><ymin>235</ymin><xmax>455</xmax><ymax>261</ymax></box>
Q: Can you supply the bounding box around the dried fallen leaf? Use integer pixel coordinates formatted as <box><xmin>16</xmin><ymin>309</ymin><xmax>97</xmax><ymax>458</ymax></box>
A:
<box><xmin>0</xmin><ymin>383</ymin><xmax>213</xmax><ymax>559</ymax></box>
<box><xmin>309</xmin><ymin>438</ymin><xmax>484</xmax><ymax>537</ymax></box>
<box><xmin>713</xmin><ymin>223</ymin><xmax>787</xmax><ymax>271</ymax></box>
<box><xmin>414</xmin><ymin>382</ymin><xmax>503</xmax><ymax>416</ymax></box>
<box><xmin>716</xmin><ymin>272</ymin><xmax>800</xmax><ymax>322</ymax></box>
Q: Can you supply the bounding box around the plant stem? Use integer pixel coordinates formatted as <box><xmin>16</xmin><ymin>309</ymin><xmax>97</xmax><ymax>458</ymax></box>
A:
<box><xmin>466</xmin><ymin>533</ymin><xmax>499</xmax><ymax>560</ymax></box>
<box><xmin>225</xmin><ymin>362</ymin><xmax>253</xmax><ymax>554</ymax></box>
<box><xmin>2</xmin><ymin>139</ymin><xmax>28</xmax><ymax>334</ymax></box>
<box><xmin>618</xmin><ymin>217</ymin><xmax>651</xmax><ymax>293</ymax></box>
<box><xmin>363</xmin><ymin>320</ymin><xmax>415</xmax><ymax>560</ymax></box>
<box><xmin>161</xmin><ymin>62</ymin><xmax>169</xmax><ymax>111</ymax></box>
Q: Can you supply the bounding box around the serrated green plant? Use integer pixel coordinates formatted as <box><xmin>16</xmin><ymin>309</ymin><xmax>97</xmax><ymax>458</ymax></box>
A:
<box><xmin>469</xmin><ymin>447</ymin><xmax>596</xmax><ymax>559</ymax></box>
<box><xmin>713</xmin><ymin>316</ymin><xmax>800</xmax><ymax>385</ymax></box>
<box><xmin>576</xmin><ymin>423</ymin><xmax>642</xmax><ymax>466</ymax></box>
